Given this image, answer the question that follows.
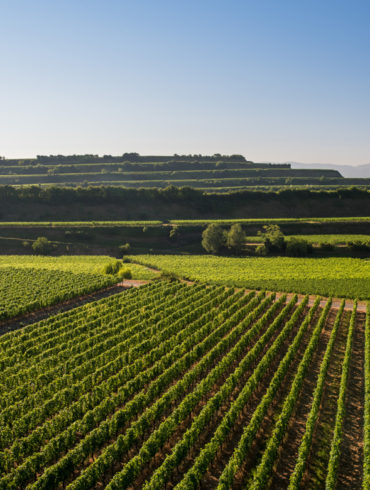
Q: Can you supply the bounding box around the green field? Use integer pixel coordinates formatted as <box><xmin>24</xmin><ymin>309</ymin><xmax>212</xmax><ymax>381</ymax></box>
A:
<box><xmin>0</xmin><ymin>256</ymin><xmax>158</xmax><ymax>319</ymax></box>
<box><xmin>0</xmin><ymin>217</ymin><xmax>368</xmax><ymax>227</ymax></box>
<box><xmin>0</xmin><ymin>267</ymin><xmax>115</xmax><ymax>320</ymax></box>
<box><xmin>0</xmin><ymin>255</ymin><xmax>158</xmax><ymax>279</ymax></box>
<box><xmin>131</xmin><ymin>255</ymin><xmax>370</xmax><ymax>299</ymax></box>
<box><xmin>170</xmin><ymin>217</ymin><xmax>370</xmax><ymax>225</ymax></box>
<box><xmin>244</xmin><ymin>234</ymin><xmax>370</xmax><ymax>244</ymax></box>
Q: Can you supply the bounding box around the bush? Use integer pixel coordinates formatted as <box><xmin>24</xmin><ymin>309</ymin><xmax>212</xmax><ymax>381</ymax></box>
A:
<box><xmin>169</xmin><ymin>226</ymin><xmax>180</xmax><ymax>240</ymax></box>
<box><xmin>102</xmin><ymin>260</ymin><xmax>122</xmax><ymax>275</ymax></box>
<box><xmin>160</xmin><ymin>270</ymin><xmax>179</xmax><ymax>281</ymax></box>
<box><xmin>258</xmin><ymin>225</ymin><xmax>285</xmax><ymax>254</ymax></box>
<box><xmin>348</xmin><ymin>240</ymin><xmax>370</xmax><ymax>252</ymax></box>
<box><xmin>118</xmin><ymin>243</ymin><xmax>131</xmax><ymax>255</ymax></box>
<box><xmin>117</xmin><ymin>267</ymin><xmax>132</xmax><ymax>280</ymax></box>
<box><xmin>256</xmin><ymin>244</ymin><xmax>268</xmax><ymax>256</ymax></box>
<box><xmin>319</xmin><ymin>242</ymin><xmax>334</xmax><ymax>252</ymax></box>
<box><xmin>32</xmin><ymin>237</ymin><xmax>54</xmax><ymax>255</ymax></box>
<box><xmin>286</xmin><ymin>237</ymin><xmax>310</xmax><ymax>256</ymax></box>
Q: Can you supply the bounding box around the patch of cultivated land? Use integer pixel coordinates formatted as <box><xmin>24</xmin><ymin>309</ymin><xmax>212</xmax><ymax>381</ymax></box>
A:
<box><xmin>0</xmin><ymin>281</ymin><xmax>367</xmax><ymax>488</ymax></box>
<box><xmin>130</xmin><ymin>254</ymin><xmax>370</xmax><ymax>299</ymax></box>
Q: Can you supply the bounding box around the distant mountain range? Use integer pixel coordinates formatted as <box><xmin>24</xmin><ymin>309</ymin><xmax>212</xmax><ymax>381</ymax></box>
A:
<box><xmin>288</xmin><ymin>162</ymin><xmax>370</xmax><ymax>178</ymax></box>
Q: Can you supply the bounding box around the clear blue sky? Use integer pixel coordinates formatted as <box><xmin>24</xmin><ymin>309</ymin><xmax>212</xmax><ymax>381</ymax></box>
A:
<box><xmin>1</xmin><ymin>0</ymin><xmax>369</xmax><ymax>164</ymax></box>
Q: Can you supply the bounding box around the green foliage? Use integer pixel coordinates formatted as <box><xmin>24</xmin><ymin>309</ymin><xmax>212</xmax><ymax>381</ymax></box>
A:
<box><xmin>226</xmin><ymin>223</ymin><xmax>245</xmax><ymax>253</ymax></box>
<box><xmin>0</xmin><ymin>186</ymin><xmax>369</xmax><ymax>222</ymax></box>
<box><xmin>0</xmin><ymin>267</ymin><xmax>115</xmax><ymax>320</ymax></box>
<box><xmin>118</xmin><ymin>243</ymin><xmax>131</xmax><ymax>255</ymax></box>
<box><xmin>319</xmin><ymin>241</ymin><xmax>335</xmax><ymax>251</ymax></box>
<box><xmin>32</xmin><ymin>236</ymin><xmax>54</xmax><ymax>255</ymax></box>
<box><xmin>364</xmin><ymin>305</ymin><xmax>370</xmax><ymax>488</ymax></box>
<box><xmin>326</xmin><ymin>304</ymin><xmax>357</xmax><ymax>489</ymax></box>
<box><xmin>286</xmin><ymin>237</ymin><xmax>311</xmax><ymax>256</ymax></box>
<box><xmin>348</xmin><ymin>240</ymin><xmax>370</xmax><ymax>251</ymax></box>
<box><xmin>102</xmin><ymin>260</ymin><xmax>122</xmax><ymax>275</ymax></box>
<box><xmin>130</xmin><ymin>255</ymin><xmax>370</xmax><ymax>299</ymax></box>
<box><xmin>258</xmin><ymin>224</ymin><xmax>285</xmax><ymax>254</ymax></box>
<box><xmin>117</xmin><ymin>267</ymin><xmax>132</xmax><ymax>280</ymax></box>
<box><xmin>0</xmin><ymin>282</ymin><xmax>365</xmax><ymax>488</ymax></box>
<box><xmin>201</xmin><ymin>223</ymin><xmax>226</xmax><ymax>254</ymax></box>
<box><xmin>289</xmin><ymin>302</ymin><xmax>345</xmax><ymax>489</ymax></box>
<box><xmin>169</xmin><ymin>226</ymin><xmax>180</xmax><ymax>240</ymax></box>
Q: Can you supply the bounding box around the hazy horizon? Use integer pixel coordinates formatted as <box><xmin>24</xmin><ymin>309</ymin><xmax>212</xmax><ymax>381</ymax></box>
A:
<box><xmin>1</xmin><ymin>0</ymin><xmax>369</xmax><ymax>165</ymax></box>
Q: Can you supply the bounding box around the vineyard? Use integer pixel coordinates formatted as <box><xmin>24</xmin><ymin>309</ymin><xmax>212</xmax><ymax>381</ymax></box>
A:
<box><xmin>0</xmin><ymin>256</ymin><xmax>159</xmax><ymax>320</ymax></box>
<box><xmin>0</xmin><ymin>281</ymin><xmax>367</xmax><ymax>488</ymax></box>
<box><xmin>0</xmin><ymin>267</ymin><xmax>116</xmax><ymax>320</ymax></box>
<box><xmin>131</xmin><ymin>255</ymin><xmax>370</xmax><ymax>299</ymax></box>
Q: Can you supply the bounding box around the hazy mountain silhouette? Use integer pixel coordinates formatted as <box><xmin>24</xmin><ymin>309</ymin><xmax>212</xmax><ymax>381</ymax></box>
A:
<box><xmin>288</xmin><ymin>162</ymin><xmax>370</xmax><ymax>178</ymax></box>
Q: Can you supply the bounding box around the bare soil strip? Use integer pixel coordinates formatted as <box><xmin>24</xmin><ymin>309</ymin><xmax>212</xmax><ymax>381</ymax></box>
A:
<box><xmin>336</xmin><ymin>312</ymin><xmax>366</xmax><ymax>489</ymax></box>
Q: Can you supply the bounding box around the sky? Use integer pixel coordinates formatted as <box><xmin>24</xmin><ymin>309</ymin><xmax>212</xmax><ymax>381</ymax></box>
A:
<box><xmin>1</xmin><ymin>0</ymin><xmax>369</xmax><ymax>165</ymax></box>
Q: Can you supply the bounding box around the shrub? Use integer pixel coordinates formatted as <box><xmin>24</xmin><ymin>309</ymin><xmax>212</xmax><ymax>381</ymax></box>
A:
<box><xmin>258</xmin><ymin>225</ymin><xmax>285</xmax><ymax>254</ymax></box>
<box><xmin>319</xmin><ymin>242</ymin><xmax>334</xmax><ymax>252</ymax></box>
<box><xmin>286</xmin><ymin>238</ymin><xmax>310</xmax><ymax>257</ymax></box>
<box><xmin>348</xmin><ymin>240</ymin><xmax>370</xmax><ymax>252</ymax></box>
<box><xmin>102</xmin><ymin>260</ymin><xmax>122</xmax><ymax>275</ymax></box>
<box><xmin>117</xmin><ymin>267</ymin><xmax>132</xmax><ymax>280</ymax></box>
<box><xmin>118</xmin><ymin>243</ymin><xmax>131</xmax><ymax>255</ymax></box>
<box><xmin>32</xmin><ymin>237</ymin><xmax>54</xmax><ymax>255</ymax></box>
<box><xmin>256</xmin><ymin>244</ymin><xmax>268</xmax><ymax>256</ymax></box>
<box><xmin>169</xmin><ymin>226</ymin><xmax>180</xmax><ymax>240</ymax></box>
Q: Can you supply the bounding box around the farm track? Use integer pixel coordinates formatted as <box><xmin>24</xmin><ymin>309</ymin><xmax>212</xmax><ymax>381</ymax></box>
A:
<box><xmin>302</xmin><ymin>310</ymin><xmax>350</xmax><ymax>488</ymax></box>
<box><xmin>336</xmin><ymin>311</ymin><xmax>366</xmax><ymax>489</ymax></box>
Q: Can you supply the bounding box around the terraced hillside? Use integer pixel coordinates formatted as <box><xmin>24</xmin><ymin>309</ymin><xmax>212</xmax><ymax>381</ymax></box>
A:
<box><xmin>0</xmin><ymin>282</ymin><xmax>367</xmax><ymax>488</ymax></box>
<box><xmin>2</xmin><ymin>155</ymin><xmax>369</xmax><ymax>189</ymax></box>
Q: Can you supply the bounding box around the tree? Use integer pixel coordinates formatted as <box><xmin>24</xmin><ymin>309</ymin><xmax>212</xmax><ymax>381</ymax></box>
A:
<box><xmin>258</xmin><ymin>224</ymin><xmax>285</xmax><ymax>254</ymax></box>
<box><xmin>32</xmin><ymin>237</ymin><xmax>54</xmax><ymax>255</ymax></box>
<box><xmin>201</xmin><ymin>223</ymin><xmax>226</xmax><ymax>254</ymax></box>
<box><xmin>227</xmin><ymin>223</ymin><xmax>245</xmax><ymax>254</ymax></box>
